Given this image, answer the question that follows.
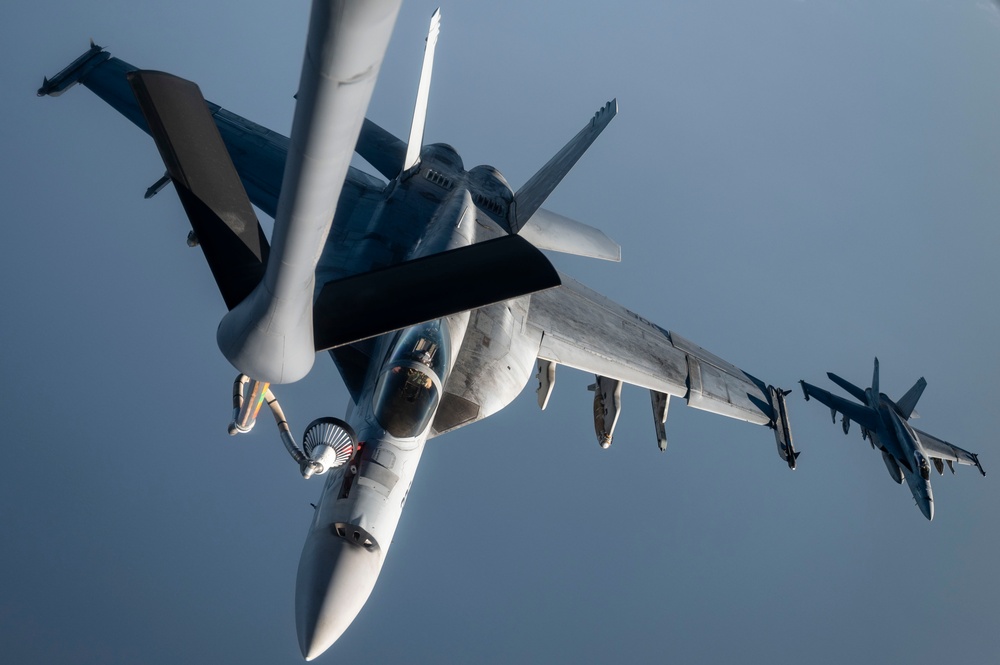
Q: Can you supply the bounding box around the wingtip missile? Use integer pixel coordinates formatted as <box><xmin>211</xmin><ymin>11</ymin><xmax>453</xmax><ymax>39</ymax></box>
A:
<box><xmin>973</xmin><ymin>454</ymin><xmax>986</xmax><ymax>477</ymax></box>
<box><xmin>767</xmin><ymin>386</ymin><xmax>796</xmax><ymax>469</ymax></box>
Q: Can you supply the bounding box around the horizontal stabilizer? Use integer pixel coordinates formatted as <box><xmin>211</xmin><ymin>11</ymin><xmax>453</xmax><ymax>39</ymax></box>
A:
<box><xmin>313</xmin><ymin>235</ymin><xmax>560</xmax><ymax>350</ymax></box>
<box><xmin>513</xmin><ymin>100</ymin><xmax>617</xmax><ymax>232</ymax></box>
<box><xmin>827</xmin><ymin>372</ymin><xmax>867</xmax><ymax>403</ymax></box>
<box><xmin>896</xmin><ymin>377</ymin><xmax>926</xmax><ymax>420</ymax></box>
<box><xmin>128</xmin><ymin>70</ymin><xmax>268</xmax><ymax>310</ymax></box>
<box><xmin>518</xmin><ymin>208</ymin><xmax>620</xmax><ymax>262</ymax></box>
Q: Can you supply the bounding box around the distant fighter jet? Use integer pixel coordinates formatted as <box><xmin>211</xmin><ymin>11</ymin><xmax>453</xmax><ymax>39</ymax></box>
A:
<box><xmin>800</xmin><ymin>358</ymin><xmax>984</xmax><ymax>520</ymax></box>
<box><xmin>39</xmin><ymin>2</ymin><xmax>795</xmax><ymax>660</ymax></box>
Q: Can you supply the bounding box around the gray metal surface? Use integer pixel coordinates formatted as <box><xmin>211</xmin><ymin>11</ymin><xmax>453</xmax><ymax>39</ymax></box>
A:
<box><xmin>528</xmin><ymin>275</ymin><xmax>775</xmax><ymax>426</ymax></box>
<box><xmin>41</xmin><ymin>8</ymin><xmax>796</xmax><ymax>658</ymax></box>
<box><xmin>217</xmin><ymin>0</ymin><xmax>404</xmax><ymax>384</ymax></box>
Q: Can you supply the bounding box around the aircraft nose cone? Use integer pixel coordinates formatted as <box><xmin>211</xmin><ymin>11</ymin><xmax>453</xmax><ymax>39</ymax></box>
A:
<box><xmin>919</xmin><ymin>497</ymin><xmax>934</xmax><ymax>521</ymax></box>
<box><xmin>296</xmin><ymin>525</ymin><xmax>382</xmax><ymax>660</ymax></box>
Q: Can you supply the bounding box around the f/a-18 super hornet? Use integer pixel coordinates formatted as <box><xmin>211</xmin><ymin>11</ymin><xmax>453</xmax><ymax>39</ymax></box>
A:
<box><xmin>800</xmin><ymin>358</ymin><xmax>984</xmax><ymax>520</ymax></box>
<box><xmin>39</xmin><ymin>2</ymin><xmax>795</xmax><ymax>659</ymax></box>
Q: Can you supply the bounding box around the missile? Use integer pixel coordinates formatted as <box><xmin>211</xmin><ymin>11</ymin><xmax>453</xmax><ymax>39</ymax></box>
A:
<box><xmin>650</xmin><ymin>390</ymin><xmax>669</xmax><ymax>452</ymax></box>
<box><xmin>144</xmin><ymin>171</ymin><xmax>171</xmax><ymax>199</ymax></box>
<box><xmin>767</xmin><ymin>386</ymin><xmax>797</xmax><ymax>470</ymax></box>
<box><xmin>589</xmin><ymin>375</ymin><xmax>622</xmax><ymax>449</ymax></box>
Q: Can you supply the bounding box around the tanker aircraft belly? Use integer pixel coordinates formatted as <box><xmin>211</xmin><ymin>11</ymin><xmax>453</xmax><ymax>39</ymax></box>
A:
<box><xmin>39</xmin><ymin>4</ymin><xmax>796</xmax><ymax>659</ymax></box>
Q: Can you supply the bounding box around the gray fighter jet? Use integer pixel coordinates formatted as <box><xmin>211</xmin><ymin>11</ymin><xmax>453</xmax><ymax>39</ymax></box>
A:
<box><xmin>800</xmin><ymin>359</ymin><xmax>984</xmax><ymax>520</ymax></box>
<box><xmin>39</xmin><ymin>3</ymin><xmax>795</xmax><ymax>660</ymax></box>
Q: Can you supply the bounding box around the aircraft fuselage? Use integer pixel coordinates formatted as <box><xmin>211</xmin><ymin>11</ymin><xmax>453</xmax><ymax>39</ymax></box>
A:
<box><xmin>865</xmin><ymin>390</ymin><xmax>934</xmax><ymax>520</ymax></box>
<box><xmin>296</xmin><ymin>145</ymin><xmax>534</xmax><ymax>657</ymax></box>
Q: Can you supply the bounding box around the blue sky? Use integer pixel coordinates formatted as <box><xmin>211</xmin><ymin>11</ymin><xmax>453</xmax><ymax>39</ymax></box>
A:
<box><xmin>3</xmin><ymin>1</ymin><xmax>1000</xmax><ymax>663</ymax></box>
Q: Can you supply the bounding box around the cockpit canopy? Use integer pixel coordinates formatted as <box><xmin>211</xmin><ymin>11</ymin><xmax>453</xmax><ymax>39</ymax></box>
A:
<box><xmin>372</xmin><ymin>323</ymin><xmax>450</xmax><ymax>439</ymax></box>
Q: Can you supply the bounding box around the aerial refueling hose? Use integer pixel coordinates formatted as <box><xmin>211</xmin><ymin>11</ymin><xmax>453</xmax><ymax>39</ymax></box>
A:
<box><xmin>227</xmin><ymin>373</ymin><xmax>354</xmax><ymax>479</ymax></box>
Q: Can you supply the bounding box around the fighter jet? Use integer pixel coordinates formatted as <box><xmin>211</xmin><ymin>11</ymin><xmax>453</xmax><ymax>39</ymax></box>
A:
<box><xmin>39</xmin><ymin>3</ymin><xmax>795</xmax><ymax>659</ymax></box>
<box><xmin>800</xmin><ymin>358</ymin><xmax>984</xmax><ymax>520</ymax></box>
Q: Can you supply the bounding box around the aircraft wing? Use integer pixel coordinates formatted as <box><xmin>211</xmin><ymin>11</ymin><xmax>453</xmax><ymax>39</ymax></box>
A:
<box><xmin>39</xmin><ymin>48</ymin><xmax>386</xmax><ymax>234</ymax></box>
<box><xmin>526</xmin><ymin>275</ymin><xmax>792</xmax><ymax>433</ymax></box>
<box><xmin>913</xmin><ymin>428</ymin><xmax>986</xmax><ymax>476</ymax></box>
<box><xmin>799</xmin><ymin>380</ymin><xmax>881</xmax><ymax>432</ymax></box>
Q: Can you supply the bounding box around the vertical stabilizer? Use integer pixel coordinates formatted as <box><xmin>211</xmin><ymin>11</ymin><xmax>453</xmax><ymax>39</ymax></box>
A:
<box><xmin>896</xmin><ymin>377</ymin><xmax>927</xmax><ymax>420</ymax></box>
<box><xmin>401</xmin><ymin>8</ymin><xmax>441</xmax><ymax>173</ymax></box>
<box><xmin>872</xmin><ymin>357</ymin><xmax>880</xmax><ymax>398</ymax></box>
<box><xmin>512</xmin><ymin>100</ymin><xmax>617</xmax><ymax>233</ymax></box>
